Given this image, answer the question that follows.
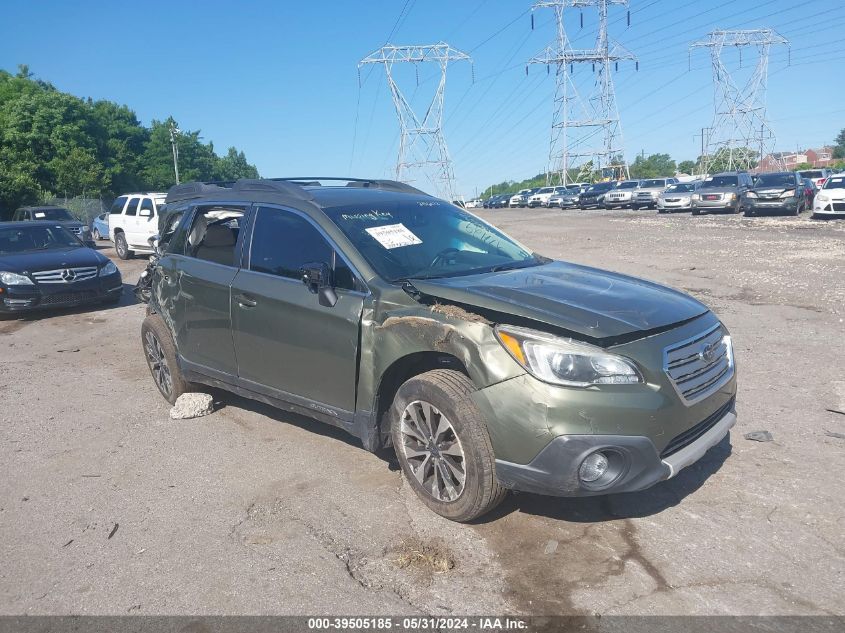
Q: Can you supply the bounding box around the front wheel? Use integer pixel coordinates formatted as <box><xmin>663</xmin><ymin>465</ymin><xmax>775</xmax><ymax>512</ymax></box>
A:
<box><xmin>93</xmin><ymin>228</ymin><xmax>101</xmax><ymax>241</ymax></box>
<box><xmin>114</xmin><ymin>232</ymin><xmax>134</xmax><ymax>260</ymax></box>
<box><xmin>390</xmin><ymin>370</ymin><xmax>507</xmax><ymax>522</ymax></box>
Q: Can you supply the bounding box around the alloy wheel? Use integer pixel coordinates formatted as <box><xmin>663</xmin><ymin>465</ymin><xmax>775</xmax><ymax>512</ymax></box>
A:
<box><xmin>144</xmin><ymin>330</ymin><xmax>172</xmax><ymax>397</ymax></box>
<box><xmin>399</xmin><ymin>400</ymin><xmax>466</xmax><ymax>502</ymax></box>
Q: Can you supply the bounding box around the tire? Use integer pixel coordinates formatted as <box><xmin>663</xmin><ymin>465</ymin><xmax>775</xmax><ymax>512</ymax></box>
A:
<box><xmin>114</xmin><ymin>232</ymin><xmax>134</xmax><ymax>260</ymax></box>
<box><xmin>141</xmin><ymin>314</ymin><xmax>193</xmax><ymax>405</ymax></box>
<box><xmin>93</xmin><ymin>228</ymin><xmax>101</xmax><ymax>241</ymax></box>
<box><xmin>390</xmin><ymin>369</ymin><xmax>507</xmax><ymax>522</ymax></box>
<box><xmin>744</xmin><ymin>210</ymin><xmax>755</xmax><ymax>217</ymax></box>
<box><xmin>691</xmin><ymin>209</ymin><xmax>700</xmax><ymax>216</ymax></box>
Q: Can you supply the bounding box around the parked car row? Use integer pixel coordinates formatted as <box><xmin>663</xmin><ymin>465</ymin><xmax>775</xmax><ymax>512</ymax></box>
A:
<box><xmin>480</xmin><ymin>170</ymin><xmax>845</xmax><ymax>219</ymax></box>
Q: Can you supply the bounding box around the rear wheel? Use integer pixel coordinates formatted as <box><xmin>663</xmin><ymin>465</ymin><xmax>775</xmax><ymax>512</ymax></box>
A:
<box><xmin>114</xmin><ymin>232</ymin><xmax>133</xmax><ymax>260</ymax></box>
<box><xmin>390</xmin><ymin>370</ymin><xmax>507</xmax><ymax>522</ymax></box>
<box><xmin>141</xmin><ymin>314</ymin><xmax>193</xmax><ymax>405</ymax></box>
<box><xmin>93</xmin><ymin>228</ymin><xmax>101</xmax><ymax>241</ymax></box>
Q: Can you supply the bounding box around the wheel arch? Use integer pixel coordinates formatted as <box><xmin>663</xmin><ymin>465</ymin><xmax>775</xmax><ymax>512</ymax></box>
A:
<box><xmin>372</xmin><ymin>352</ymin><xmax>471</xmax><ymax>450</ymax></box>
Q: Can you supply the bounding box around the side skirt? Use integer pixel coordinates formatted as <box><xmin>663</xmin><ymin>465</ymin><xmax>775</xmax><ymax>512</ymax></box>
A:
<box><xmin>181</xmin><ymin>358</ymin><xmax>376</xmax><ymax>447</ymax></box>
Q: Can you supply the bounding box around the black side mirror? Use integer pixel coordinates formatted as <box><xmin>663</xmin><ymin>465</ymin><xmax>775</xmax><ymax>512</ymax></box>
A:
<box><xmin>300</xmin><ymin>261</ymin><xmax>338</xmax><ymax>307</ymax></box>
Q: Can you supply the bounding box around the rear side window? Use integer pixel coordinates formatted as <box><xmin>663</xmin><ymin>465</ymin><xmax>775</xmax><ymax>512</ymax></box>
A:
<box><xmin>125</xmin><ymin>198</ymin><xmax>139</xmax><ymax>217</ymax></box>
<box><xmin>249</xmin><ymin>207</ymin><xmax>355</xmax><ymax>290</ymax></box>
<box><xmin>110</xmin><ymin>197</ymin><xmax>127</xmax><ymax>215</ymax></box>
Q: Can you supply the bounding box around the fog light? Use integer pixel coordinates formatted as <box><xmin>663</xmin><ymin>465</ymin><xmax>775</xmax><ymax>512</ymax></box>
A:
<box><xmin>579</xmin><ymin>452</ymin><xmax>609</xmax><ymax>482</ymax></box>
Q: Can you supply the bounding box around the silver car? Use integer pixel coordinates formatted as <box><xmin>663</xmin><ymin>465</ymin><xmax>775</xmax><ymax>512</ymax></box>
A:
<box><xmin>633</xmin><ymin>178</ymin><xmax>678</xmax><ymax>209</ymax></box>
<box><xmin>657</xmin><ymin>181</ymin><xmax>701</xmax><ymax>213</ymax></box>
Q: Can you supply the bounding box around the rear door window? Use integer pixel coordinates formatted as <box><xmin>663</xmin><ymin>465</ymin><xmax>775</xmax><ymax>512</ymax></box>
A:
<box><xmin>184</xmin><ymin>206</ymin><xmax>245</xmax><ymax>267</ymax></box>
<box><xmin>125</xmin><ymin>198</ymin><xmax>140</xmax><ymax>217</ymax></box>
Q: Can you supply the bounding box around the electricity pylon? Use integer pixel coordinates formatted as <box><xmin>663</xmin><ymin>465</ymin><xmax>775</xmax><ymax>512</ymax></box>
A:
<box><xmin>690</xmin><ymin>29</ymin><xmax>789</xmax><ymax>173</ymax></box>
<box><xmin>528</xmin><ymin>0</ymin><xmax>636</xmax><ymax>185</ymax></box>
<box><xmin>359</xmin><ymin>43</ymin><xmax>471</xmax><ymax>201</ymax></box>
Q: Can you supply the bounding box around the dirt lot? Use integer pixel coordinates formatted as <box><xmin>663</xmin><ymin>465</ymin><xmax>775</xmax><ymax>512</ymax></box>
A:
<box><xmin>1</xmin><ymin>209</ymin><xmax>844</xmax><ymax>617</ymax></box>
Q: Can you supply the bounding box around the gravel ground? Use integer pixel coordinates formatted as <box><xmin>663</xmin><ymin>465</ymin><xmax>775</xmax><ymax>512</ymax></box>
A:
<box><xmin>1</xmin><ymin>208</ymin><xmax>844</xmax><ymax>617</ymax></box>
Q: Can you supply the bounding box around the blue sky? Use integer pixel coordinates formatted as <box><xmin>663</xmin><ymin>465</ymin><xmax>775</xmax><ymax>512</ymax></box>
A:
<box><xmin>2</xmin><ymin>0</ymin><xmax>844</xmax><ymax>198</ymax></box>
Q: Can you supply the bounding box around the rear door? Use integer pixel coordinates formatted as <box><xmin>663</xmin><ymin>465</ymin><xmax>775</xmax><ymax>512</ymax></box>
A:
<box><xmin>158</xmin><ymin>204</ymin><xmax>246</xmax><ymax>377</ymax></box>
<box><xmin>230</xmin><ymin>205</ymin><xmax>365</xmax><ymax>414</ymax></box>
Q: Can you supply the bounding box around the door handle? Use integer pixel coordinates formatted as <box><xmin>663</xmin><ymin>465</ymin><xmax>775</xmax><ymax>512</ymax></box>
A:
<box><xmin>235</xmin><ymin>294</ymin><xmax>258</xmax><ymax>308</ymax></box>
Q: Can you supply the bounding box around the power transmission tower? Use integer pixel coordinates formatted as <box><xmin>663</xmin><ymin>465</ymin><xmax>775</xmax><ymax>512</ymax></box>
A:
<box><xmin>527</xmin><ymin>0</ymin><xmax>636</xmax><ymax>185</ymax></box>
<box><xmin>690</xmin><ymin>29</ymin><xmax>789</xmax><ymax>173</ymax></box>
<box><xmin>358</xmin><ymin>43</ymin><xmax>472</xmax><ymax>201</ymax></box>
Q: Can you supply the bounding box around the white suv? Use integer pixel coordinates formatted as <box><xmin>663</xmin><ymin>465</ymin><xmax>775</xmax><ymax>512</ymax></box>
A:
<box><xmin>108</xmin><ymin>192</ymin><xmax>167</xmax><ymax>259</ymax></box>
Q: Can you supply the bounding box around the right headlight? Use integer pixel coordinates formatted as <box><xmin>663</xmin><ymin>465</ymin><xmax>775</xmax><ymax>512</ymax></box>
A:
<box><xmin>495</xmin><ymin>325</ymin><xmax>643</xmax><ymax>387</ymax></box>
<box><xmin>0</xmin><ymin>271</ymin><xmax>34</xmax><ymax>286</ymax></box>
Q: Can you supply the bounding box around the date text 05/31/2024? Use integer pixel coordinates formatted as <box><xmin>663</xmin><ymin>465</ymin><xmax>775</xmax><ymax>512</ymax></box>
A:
<box><xmin>307</xmin><ymin>617</ymin><xmax>528</xmax><ymax>630</ymax></box>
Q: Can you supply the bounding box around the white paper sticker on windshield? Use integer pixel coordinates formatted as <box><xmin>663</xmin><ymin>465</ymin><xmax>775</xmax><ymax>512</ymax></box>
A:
<box><xmin>365</xmin><ymin>223</ymin><xmax>422</xmax><ymax>249</ymax></box>
<box><xmin>34</xmin><ymin>212</ymin><xmax>46</xmax><ymax>218</ymax></box>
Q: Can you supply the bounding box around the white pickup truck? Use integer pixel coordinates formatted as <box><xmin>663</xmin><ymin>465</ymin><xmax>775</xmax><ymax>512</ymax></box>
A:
<box><xmin>108</xmin><ymin>192</ymin><xmax>167</xmax><ymax>259</ymax></box>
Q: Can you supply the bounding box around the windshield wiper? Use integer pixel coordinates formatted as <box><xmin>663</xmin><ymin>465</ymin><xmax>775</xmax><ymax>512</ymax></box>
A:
<box><xmin>489</xmin><ymin>258</ymin><xmax>544</xmax><ymax>273</ymax></box>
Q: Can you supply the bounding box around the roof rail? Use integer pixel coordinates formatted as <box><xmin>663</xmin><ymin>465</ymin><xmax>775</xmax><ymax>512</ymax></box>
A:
<box><xmin>273</xmin><ymin>177</ymin><xmax>430</xmax><ymax>196</ymax></box>
<box><xmin>165</xmin><ymin>182</ymin><xmax>231</xmax><ymax>204</ymax></box>
<box><xmin>165</xmin><ymin>177</ymin><xmax>429</xmax><ymax>204</ymax></box>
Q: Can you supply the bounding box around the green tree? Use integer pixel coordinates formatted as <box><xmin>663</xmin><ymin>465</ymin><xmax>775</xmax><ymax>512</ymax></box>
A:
<box><xmin>0</xmin><ymin>67</ymin><xmax>259</xmax><ymax>210</ymax></box>
<box><xmin>833</xmin><ymin>128</ymin><xmax>845</xmax><ymax>159</ymax></box>
<box><xmin>795</xmin><ymin>162</ymin><xmax>813</xmax><ymax>171</ymax></box>
<box><xmin>629</xmin><ymin>153</ymin><xmax>676</xmax><ymax>179</ymax></box>
<box><xmin>677</xmin><ymin>160</ymin><xmax>696</xmax><ymax>175</ymax></box>
<box><xmin>214</xmin><ymin>147</ymin><xmax>259</xmax><ymax>181</ymax></box>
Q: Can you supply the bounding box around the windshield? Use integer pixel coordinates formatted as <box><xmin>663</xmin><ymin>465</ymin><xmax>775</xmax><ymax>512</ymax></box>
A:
<box><xmin>798</xmin><ymin>170</ymin><xmax>823</xmax><ymax>179</ymax></box>
<box><xmin>618</xmin><ymin>181</ymin><xmax>639</xmax><ymax>189</ymax></box>
<box><xmin>639</xmin><ymin>179</ymin><xmax>666</xmax><ymax>188</ymax></box>
<box><xmin>323</xmin><ymin>200</ymin><xmax>539</xmax><ymax>282</ymax></box>
<box><xmin>30</xmin><ymin>208</ymin><xmax>74</xmax><ymax>221</ymax></box>
<box><xmin>538</xmin><ymin>187</ymin><xmax>554</xmax><ymax>194</ymax></box>
<box><xmin>822</xmin><ymin>176</ymin><xmax>845</xmax><ymax>190</ymax></box>
<box><xmin>0</xmin><ymin>225</ymin><xmax>81</xmax><ymax>254</ymax></box>
<box><xmin>703</xmin><ymin>175</ymin><xmax>738</xmax><ymax>188</ymax></box>
<box><xmin>754</xmin><ymin>173</ymin><xmax>795</xmax><ymax>187</ymax></box>
<box><xmin>587</xmin><ymin>182</ymin><xmax>614</xmax><ymax>192</ymax></box>
<box><xmin>665</xmin><ymin>183</ymin><xmax>695</xmax><ymax>193</ymax></box>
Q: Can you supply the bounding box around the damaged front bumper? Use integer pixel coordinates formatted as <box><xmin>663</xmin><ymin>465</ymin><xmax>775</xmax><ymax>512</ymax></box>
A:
<box><xmin>494</xmin><ymin>401</ymin><xmax>735</xmax><ymax>496</ymax></box>
<box><xmin>470</xmin><ymin>312</ymin><xmax>737</xmax><ymax>497</ymax></box>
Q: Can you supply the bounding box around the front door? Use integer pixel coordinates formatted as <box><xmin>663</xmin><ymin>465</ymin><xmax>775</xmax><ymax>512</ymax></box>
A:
<box><xmin>230</xmin><ymin>205</ymin><xmax>365</xmax><ymax>414</ymax></box>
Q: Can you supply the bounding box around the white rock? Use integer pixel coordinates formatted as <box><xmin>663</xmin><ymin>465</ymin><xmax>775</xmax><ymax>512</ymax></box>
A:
<box><xmin>170</xmin><ymin>393</ymin><xmax>214</xmax><ymax>420</ymax></box>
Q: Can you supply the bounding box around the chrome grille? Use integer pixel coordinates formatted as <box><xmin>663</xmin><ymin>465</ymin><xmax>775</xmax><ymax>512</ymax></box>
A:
<box><xmin>68</xmin><ymin>226</ymin><xmax>82</xmax><ymax>235</ymax></box>
<box><xmin>31</xmin><ymin>266</ymin><xmax>98</xmax><ymax>284</ymax></box>
<box><xmin>664</xmin><ymin>324</ymin><xmax>734</xmax><ymax>406</ymax></box>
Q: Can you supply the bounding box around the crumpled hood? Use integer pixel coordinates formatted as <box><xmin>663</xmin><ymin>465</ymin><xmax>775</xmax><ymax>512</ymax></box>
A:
<box><xmin>410</xmin><ymin>261</ymin><xmax>709</xmax><ymax>340</ymax></box>
<box><xmin>0</xmin><ymin>247</ymin><xmax>106</xmax><ymax>274</ymax></box>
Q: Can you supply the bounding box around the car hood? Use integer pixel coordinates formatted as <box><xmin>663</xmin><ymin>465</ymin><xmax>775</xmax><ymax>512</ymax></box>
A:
<box><xmin>410</xmin><ymin>261</ymin><xmax>709</xmax><ymax>341</ymax></box>
<box><xmin>0</xmin><ymin>247</ymin><xmax>106</xmax><ymax>273</ymax></box>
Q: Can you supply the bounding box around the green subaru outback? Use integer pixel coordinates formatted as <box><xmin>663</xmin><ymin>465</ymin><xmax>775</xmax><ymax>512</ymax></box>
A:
<box><xmin>141</xmin><ymin>178</ymin><xmax>736</xmax><ymax>522</ymax></box>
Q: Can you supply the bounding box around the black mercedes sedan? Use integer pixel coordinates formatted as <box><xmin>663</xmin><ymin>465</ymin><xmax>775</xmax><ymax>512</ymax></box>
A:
<box><xmin>0</xmin><ymin>222</ymin><xmax>122</xmax><ymax>316</ymax></box>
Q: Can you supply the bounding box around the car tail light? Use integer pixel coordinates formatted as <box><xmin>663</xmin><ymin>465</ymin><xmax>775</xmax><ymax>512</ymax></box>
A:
<box><xmin>818</xmin><ymin>178</ymin><xmax>826</xmax><ymax>187</ymax></box>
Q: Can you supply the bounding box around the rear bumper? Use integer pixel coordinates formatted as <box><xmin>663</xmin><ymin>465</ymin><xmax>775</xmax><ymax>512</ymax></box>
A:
<box><xmin>495</xmin><ymin>403</ymin><xmax>736</xmax><ymax>497</ymax></box>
